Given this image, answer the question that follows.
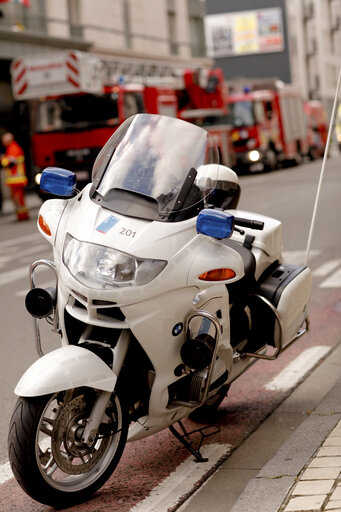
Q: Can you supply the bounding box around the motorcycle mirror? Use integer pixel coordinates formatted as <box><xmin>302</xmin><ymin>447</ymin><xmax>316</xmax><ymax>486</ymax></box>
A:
<box><xmin>40</xmin><ymin>167</ymin><xmax>77</xmax><ymax>197</ymax></box>
<box><xmin>196</xmin><ymin>209</ymin><xmax>234</xmax><ymax>239</ymax></box>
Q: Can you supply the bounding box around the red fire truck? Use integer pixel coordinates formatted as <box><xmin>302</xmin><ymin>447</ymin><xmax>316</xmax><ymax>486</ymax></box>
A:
<box><xmin>175</xmin><ymin>67</ymin><xmax>232</xmax><ymax>167</ymax></box>
<box><xmin>304</xmin><ymin>100</ymin><xmax>328</xmax><ymax>159</ymax></box>
<box><xmin>10</xmin><ymin>51</ymin><xmax>181</xmax><ymax>192</ymax></box>
<box><xmin>226</xmin><ymin>82</ymin><xmax>320</xmax><ymax>173</ymax></box>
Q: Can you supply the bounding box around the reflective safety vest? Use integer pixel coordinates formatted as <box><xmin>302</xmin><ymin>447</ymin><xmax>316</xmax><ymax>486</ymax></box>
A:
<box><xmin>1</xmin><ymin>142</ymin><xmax>28</xmax><ymax>187</ymax></box>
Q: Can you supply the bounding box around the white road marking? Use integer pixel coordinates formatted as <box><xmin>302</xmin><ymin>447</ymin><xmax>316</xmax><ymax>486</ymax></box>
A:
<box><xmin>320</xmin><ymin>268</ymin><xmax>341</xmax><ymax>288</ymax></box>
<box><xmin>264</xmin><ymin>346</ymin><xmax>331</xmax><ymax>392</ymax></box>
<box><xmin>313</xmin><ymin>259</ymin><xmax>341</xmax><ymax>277</ymax></box>
<box><xmin>0</xmin><ymin>262</ymin><xmax>52</xmax><ymax>288</ymax></box>
<box><xmin>0</xmin><ymin>255</ymin><xmax>14</xmax><ymax>268</ymax></box>
<box><xmin>129</xmin><ymin>443</ymin><xmax>231</xmax><ymax>512</ymax></box>
<box><xmin>0</xmin><ymin>461</ymin><xmax>12</xmax><ymax>485</ymax></box>
<box><xmin>15</xmin><ymin>244</ymin><xmax>50</xmax><ymax>259</ymax></box>
<box><xmin>0</xmin><ymin>233</ymin><xmax>41</xmax><ymax>249</ymax></box>
<box><xmin>0</xmin><ymin>266</ymin><xmax>30</xmax><ymax>287</ymax></box>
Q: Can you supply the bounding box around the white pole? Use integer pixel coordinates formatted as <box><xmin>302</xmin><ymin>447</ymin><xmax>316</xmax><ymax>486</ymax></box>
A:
<box><xmin>304</xmin><ymin>67</ymin><xmax>341</xmax><ymax>266</ymax></box>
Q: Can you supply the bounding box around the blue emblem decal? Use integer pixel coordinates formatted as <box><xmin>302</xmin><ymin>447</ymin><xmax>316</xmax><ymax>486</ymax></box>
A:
<box><xmin>172</xmin><ymin>323</ymin><xmax>183</xmax><ymax>337</ymax></box>
<box><xmin>96</xmin><ymin>215</ymin><xmax>120</xmax><ymax>234</ymax></box>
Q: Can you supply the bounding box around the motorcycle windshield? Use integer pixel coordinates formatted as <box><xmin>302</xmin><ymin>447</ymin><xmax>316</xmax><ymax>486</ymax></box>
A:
<box><xmin>91</xmin><ymin>114</ymin><xmax>219</xmax><ymax>221</ymax></box>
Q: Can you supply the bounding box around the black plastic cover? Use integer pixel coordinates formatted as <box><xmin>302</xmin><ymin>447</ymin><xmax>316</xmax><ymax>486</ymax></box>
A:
<box><xmin>258</xmin><ymin>264</ymin><xmax>306</xmax><ymax>307</ymax></box>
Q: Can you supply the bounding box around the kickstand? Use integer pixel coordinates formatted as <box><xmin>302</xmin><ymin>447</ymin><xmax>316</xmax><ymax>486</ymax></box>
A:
<box><xmin>169</xmin><ymin>420</ymin><xmax>220</xmax><ymax>463</ymax></box>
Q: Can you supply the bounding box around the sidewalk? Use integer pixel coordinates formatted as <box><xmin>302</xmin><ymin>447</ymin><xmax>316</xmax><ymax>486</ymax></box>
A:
<box><xmin>179</xmin><ymin>341</ymin><xmax>341</xmax><ymax>512</ymax></box>
<box><xmin>280</xmin><ymin>420</ymin><xmax>341</xmax><ymax>511</ymax></box>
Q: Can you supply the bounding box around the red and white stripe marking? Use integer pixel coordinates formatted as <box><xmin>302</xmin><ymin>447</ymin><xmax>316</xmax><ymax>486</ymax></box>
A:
<box><xmin>11</xmin><ymin>59</ymin><xmax>28</xmax><ymax>97</ymax></box>
<box><xmin>11</xmin><ymin>51</ymin><xmax>81</xmax><ymax>98</ymax></box>
<box><xmin>66</xmin><ymin>52</ymin><xmax>80</xmax><ymax>89</ymax></box>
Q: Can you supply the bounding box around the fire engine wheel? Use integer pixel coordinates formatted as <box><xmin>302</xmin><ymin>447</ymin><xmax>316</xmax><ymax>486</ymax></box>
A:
<box><xmin>8</xmin><ymin>388</ymin><xmax>128</xmax><ymax>507</ymax></box>
<box><xmin>308</xmin><ymin>146</ymin><xmax>319</xmax><ymax>161</ymax></box>
<box><xmin>264</xmin><ymin>149</ymin><xmax>278</xmax><ymax>171</ymax></box>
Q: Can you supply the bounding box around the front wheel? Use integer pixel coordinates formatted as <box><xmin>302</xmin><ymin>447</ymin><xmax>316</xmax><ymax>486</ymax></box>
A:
<box><xmin>8</xmin><ymin>388</ymin><xmax>128</xmax><ymax>507</ymax></box>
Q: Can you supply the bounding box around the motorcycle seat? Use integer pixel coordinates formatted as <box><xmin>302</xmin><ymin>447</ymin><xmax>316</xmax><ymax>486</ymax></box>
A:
<box><xmin>222</xmin><ymin>238</ymin><xmax>256</xmax><ymax>277</ymax></box>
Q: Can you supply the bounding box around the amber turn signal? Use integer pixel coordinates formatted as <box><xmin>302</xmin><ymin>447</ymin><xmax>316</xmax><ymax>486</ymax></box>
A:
<box><xmin>199</xmin><ymin>268</ymin><xmax>236</xmax><ymax>281</ymax></box>
<box><xmin>38</xmin><ymin>215</ymin><xmax>52</xmax><ymax>236</ymax></box>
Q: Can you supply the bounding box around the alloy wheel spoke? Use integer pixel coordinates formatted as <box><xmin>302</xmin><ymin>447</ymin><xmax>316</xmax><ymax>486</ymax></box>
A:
<box><xmin>40</xmin><ymin>416</ymin><xmax>56</xmax><ymax>437</ymax></box>
<box><xmin>43</xmin><ymin>455</ymin><xmax>59</xmax><ymax>477</ymax></box>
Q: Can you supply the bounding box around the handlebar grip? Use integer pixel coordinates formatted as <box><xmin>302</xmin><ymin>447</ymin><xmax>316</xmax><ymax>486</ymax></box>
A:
<box><xmin>234</xmin><ymin>217</ymin><xmax>264</xmax><ymax>230</ymax></box>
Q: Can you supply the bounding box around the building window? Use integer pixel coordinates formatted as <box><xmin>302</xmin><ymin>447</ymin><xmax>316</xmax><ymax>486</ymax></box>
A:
<box><xmin>68</xmin><ymin>0</ymin><xmax>83</xmax><ymax>38</ymax></box>
<box><xmin>0</xmin><ymin>0</ymin><xmax>46</xmax><ymax>33</ymax></box>
<box><xmin>187</xmin><ymin>0</ymin><xmax>206</xmax><ymax>57</ymax></box>
<box><xmin>167</xmin><ymin>0</ymin><xmax>178</xmax><ymax>55</ymax></box>
<box><xmin>122</xmin><ymin>0</ymin><xmax>131</xmax><ymax>49</ymax></box>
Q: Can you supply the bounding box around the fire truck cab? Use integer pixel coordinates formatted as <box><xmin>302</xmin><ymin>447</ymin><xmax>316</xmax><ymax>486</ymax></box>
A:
<box><xmin>227</xmin><ymin>84</ymin><xmax>310</xmax><ymax>173</ymax></box>
<box><xmin>30</xmin><ymin>84</ymin><xmax>146</xmax><ymax>187</ymax></box>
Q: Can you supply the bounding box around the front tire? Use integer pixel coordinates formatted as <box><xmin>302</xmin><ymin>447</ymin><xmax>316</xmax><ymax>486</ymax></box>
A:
<box><xmin>8</xmin><ymin>388</ymin><xmax>128</xmax><ymax>507</ymax></box>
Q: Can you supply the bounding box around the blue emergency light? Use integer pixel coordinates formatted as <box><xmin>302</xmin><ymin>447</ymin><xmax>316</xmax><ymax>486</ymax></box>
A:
<box><xmin>40</xmin><ymin>167</ymin><xmax>77</xmax><ymax>197</ymax></box>
<box><xmin>196</xmin><ymin>209</ymin><xmax>234</xmax><ymax>239</ymax></box>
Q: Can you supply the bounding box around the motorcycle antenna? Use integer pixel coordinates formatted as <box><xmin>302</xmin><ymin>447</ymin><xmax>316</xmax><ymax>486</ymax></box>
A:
<box><xmin>304</xmin><ymin>67</ymin><xmax>341</xmax><ymax>267</ymax></box>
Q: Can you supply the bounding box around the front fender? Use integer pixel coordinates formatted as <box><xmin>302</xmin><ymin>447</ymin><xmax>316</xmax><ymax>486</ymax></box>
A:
<box><xmin>15</xmin><ymin>345</ymin><xmax>116</xmax><ymax>397</ymax></box>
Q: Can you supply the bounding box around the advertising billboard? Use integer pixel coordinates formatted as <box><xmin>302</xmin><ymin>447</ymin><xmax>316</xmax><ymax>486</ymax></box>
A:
<box><xmin>205</xmin><ymin>7</ymin><xmax>284</xmax><ymax>58</ymax></box>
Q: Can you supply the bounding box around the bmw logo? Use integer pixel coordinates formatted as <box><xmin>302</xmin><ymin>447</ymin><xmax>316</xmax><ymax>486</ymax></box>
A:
<box><xmin>172</xmin><ymin>322</ymin><xmax>183</xmax><ymax>336</ymax></box>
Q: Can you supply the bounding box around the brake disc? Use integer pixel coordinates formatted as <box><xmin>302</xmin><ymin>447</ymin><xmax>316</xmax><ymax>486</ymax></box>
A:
<box><xmin>51</xmin><ymin>393</ymin><xmax>110</xmax><ymax>475</ymax></box>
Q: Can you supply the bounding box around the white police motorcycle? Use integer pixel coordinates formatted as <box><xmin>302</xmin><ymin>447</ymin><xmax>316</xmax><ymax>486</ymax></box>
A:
<box><xmin>8</xmin><ymin>114</ymin><xmax>312</xmax><ymax>506</ymax></box>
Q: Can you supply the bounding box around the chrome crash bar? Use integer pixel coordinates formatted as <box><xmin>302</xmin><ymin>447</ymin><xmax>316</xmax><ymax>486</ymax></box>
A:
<box><xmin>29</xmin><ymin>259</ymin><xmax>58</xmax><ymax>357</ymax></box>
<box><xmin>239</xmin><ymin>293</ymin><xmax>309</xmax><ymax>361</ymax></box>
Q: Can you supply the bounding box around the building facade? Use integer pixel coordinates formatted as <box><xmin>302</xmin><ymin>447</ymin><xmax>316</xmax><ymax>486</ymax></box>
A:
<box><xmin>287</xmin><ymin>0</ymin><xmax>341</xmax><ymax>110</ymax></box>
<box><xmin>0</xmin><ymin>0</ymin><xmax>208</xmax><ymax>136</ymax></box>
<box><xmin>205</xmin><ymin>0</ymin><xmax>341</xmax><ymax>112</ymax></box>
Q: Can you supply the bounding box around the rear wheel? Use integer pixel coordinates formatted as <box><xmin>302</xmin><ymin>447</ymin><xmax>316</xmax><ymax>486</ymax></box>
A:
<box><xmin>8</xmin><ymin>388</ymin><xmax>128</xmax><ymax>507</ymax></box>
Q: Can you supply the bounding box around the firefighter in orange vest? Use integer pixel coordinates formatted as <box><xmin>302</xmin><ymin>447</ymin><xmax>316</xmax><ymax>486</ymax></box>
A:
<box><xmin>1</xmin><ymin>132</ymin><xmax>29</xmax><ymax>220</ymax></box>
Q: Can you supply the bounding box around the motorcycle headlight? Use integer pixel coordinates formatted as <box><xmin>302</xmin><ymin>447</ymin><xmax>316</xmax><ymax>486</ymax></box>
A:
<box><xmin>63</xmin><ymin>233</ymin><xmax>167</xmax><ymax>289</ymax></box>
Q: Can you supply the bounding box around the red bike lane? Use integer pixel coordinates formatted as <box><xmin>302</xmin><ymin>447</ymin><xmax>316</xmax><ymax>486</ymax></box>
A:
<box><xmin>1</xmin><ymin>287</ymin><xmax>341</xmax><ymax>512</ymax></box>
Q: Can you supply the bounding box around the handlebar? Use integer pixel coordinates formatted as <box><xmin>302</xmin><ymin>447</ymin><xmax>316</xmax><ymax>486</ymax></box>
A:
<box><xmin>234</xmin><ymin>217</ymin><xmax>264</xmax><ymax>231</ymax></box>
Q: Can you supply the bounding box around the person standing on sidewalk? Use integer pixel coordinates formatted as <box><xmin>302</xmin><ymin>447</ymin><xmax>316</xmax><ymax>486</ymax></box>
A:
<box><xmin>0</xmin><ymin>132</ymin><xmax>29</xmax><ymax>220</ymax></box>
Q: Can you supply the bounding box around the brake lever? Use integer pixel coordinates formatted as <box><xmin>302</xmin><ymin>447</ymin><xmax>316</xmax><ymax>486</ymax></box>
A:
<box><xmin>234</xmin><ymin>226</ymin><xmax>245</xmax><ymax>235</ymax></box>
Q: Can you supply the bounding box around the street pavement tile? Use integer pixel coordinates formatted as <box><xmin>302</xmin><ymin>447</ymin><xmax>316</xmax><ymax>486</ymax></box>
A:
<box><xmin>330</xmin><ymin>424</ymin><xmax>341</xmax><ymax>436</ymax></box>
<box><xmin>309</xmin><ymin>457</ymin><xmax>341</xmax><ymax>467</ymax></box>
<box><xmin>317</xmin><ymin>446</ymin><xmax>341</xmax><ymax>456</ymax></box>
<box><xmin>324</xmin><ymin>437</ymin><xmax>341</xmax><ymax>446</ymax></box>
<box><xmin>330</xmin><ymin>485</ymin><xmax>341</xmax><ymax>500</ymax></box>
<box><xmin>325</xmin><ymin>500</ymin><xmax>341</xmax><ymax>509</ymax></box>
<box><xmin>301</xmin><ymin>467</ymin><xmax>341</xmax><ymax>480</ymax></box>
<box><xmin>292</xmin><ymin>479</ymin><xmax>334</xmax><ymax>495</ymax></box>
<box><xmin>283</xmin><ymin>495</ymin><xmax>326</xmax><ymax>511</ymax></box>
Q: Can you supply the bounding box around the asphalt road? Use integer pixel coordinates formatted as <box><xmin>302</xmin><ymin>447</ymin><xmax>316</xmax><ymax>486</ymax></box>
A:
<box><xmin>0</xmin><ymin>154</ymin><xmax>341</xmax><ymax>511</ymax></box>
